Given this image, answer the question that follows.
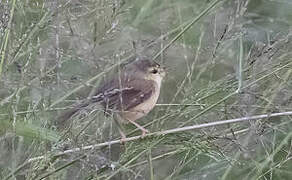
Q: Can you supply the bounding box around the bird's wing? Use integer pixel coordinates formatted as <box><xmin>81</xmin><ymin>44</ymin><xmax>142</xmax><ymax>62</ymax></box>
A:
<box><xmin>99</xmin><ymin>78</ymin><xmax>156</xmax><ymax>111</ymax></box>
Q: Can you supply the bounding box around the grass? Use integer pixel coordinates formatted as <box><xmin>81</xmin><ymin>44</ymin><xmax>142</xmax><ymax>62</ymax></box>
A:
<box><xmin>1</xmin><ymin>0</ymin><xmax>292</xmax><ymax>179</ymax></box>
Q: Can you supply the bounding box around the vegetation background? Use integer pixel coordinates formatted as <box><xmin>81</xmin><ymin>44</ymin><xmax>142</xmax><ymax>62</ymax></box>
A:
<box><xmin>0</xmin><ymin>0</ymin><xmax>292</xmax><ymax>179</ymax></box>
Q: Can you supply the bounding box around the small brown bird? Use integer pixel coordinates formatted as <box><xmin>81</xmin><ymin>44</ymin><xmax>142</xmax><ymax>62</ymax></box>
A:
<box><xmin>59</xmin><ymin>57</ymin><xmax>165</xmax><ymax>139</ymax></box>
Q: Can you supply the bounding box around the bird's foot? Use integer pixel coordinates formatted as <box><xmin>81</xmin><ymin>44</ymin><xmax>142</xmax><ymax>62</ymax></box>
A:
<box><xmin>140</xmin><ymin>127</ymin><xmax>149</xmax><ymax>138</ymax></box>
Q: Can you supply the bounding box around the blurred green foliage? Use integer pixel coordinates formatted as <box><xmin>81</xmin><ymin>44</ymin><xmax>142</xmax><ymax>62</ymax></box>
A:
<box><xmin>1</xmin><ymin>0</ymin><xmax>292</xmax><ymax>179</ymax></box>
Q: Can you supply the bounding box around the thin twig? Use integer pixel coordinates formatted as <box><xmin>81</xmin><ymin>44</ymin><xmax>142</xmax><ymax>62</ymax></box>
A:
<box><xmin>27</xmin><ymin>111</ymin><xmax>292</xmax><ymax>163</ymax></box>
<box><xmin>237</xmin><ymin>33</ymin><xmax>243</xmax><ymax>93</ymax></box>
<box><xmin>0</xmin><ymin>0</ymin><xmax>16</xmax><ymax>77</ymax></box>
<box><xmin>180</xmin><ymin>60</ymin><xmax>292</xmax><ymax>126</ymax></box>
<box><xmin>1</xmin><ymin>103</ymin><xmax>292</xmax><ymax>117</ymax></box>
<box><xmin>153</xmin><ymin>0</ymin><xmax>223</xmax><ymax>60</ymax></box>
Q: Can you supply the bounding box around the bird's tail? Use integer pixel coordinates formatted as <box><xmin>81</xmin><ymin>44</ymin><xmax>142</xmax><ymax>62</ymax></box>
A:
<box><xmin>56</xmin><ymin>94</ymin><xmax>104</xmax><ymax>129</ymax></box>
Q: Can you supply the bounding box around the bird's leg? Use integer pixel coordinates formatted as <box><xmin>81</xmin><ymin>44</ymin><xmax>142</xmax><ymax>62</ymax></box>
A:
<box><xmin>127</xmin><ymin>119</ymin><xmax>149</xmax><ymax>137</ymax></box>
<box><xmin>113</xmin><ymin>117</ymin><xmax>127</xmax><ymax>143</ymax></box>
<box><xmin>117</xmin><ymin>127</ymin><xmax>127</xmax><ymax>143</ymax></box>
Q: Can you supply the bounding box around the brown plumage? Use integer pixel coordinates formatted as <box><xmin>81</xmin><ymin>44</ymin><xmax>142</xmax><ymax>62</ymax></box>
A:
<box><xmin>58</xmin><ymin>58</ymin><xmax>165</xmax><ymax>138</ymax></box>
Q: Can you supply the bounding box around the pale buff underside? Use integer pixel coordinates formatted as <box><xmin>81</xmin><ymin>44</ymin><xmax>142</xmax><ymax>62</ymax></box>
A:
<box><xmin>118</xmin><ymin>75</ymin><xmax>162</xmax><ymax>123</ymax></box>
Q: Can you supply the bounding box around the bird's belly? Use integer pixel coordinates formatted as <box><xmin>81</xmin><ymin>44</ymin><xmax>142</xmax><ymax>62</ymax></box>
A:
<box><xmin>119</xmin><ymin>86</ymin><xmax>160</xmax><ymax>122</ymax></box>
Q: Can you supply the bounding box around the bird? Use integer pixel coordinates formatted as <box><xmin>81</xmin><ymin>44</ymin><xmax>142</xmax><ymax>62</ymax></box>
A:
<box><xmin>58</xmin><ymin>57</ymin><xmax>166</xmax><ymax>139</ymax></box>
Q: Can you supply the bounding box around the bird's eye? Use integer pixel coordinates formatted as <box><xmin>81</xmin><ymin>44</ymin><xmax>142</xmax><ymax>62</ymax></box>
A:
<box><xmin>151</xmin><ymin>69</ymin><xmax>158</xmax><ymax>74</ymax></box>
